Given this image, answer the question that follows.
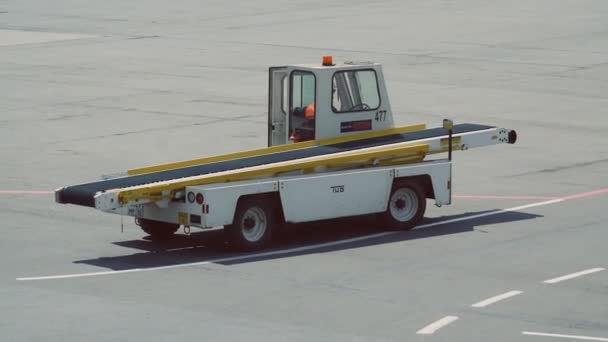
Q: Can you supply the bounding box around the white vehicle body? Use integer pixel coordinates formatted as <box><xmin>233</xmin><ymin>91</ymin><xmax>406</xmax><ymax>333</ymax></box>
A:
<box><xmin>103</xmin><ymin>160</ymin><xmax>451</xmax><ymax>229</ymax></box>
<box><xmin>96</xmin><ymin>123</ymin><xmax>512</xmax><ymax>224</ymax></box>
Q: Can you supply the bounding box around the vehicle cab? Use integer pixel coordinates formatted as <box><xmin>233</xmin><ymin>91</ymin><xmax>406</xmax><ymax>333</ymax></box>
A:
<box><xmin>268</xmin><ymin>56</ymin><xmax>395</xmax><ymax>146</ymax></box>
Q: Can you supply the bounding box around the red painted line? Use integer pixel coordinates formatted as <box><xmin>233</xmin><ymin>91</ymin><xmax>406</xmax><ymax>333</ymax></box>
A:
<box><xmin>560</xmin><ymin>188</ymin><xmax>608</xmax><ymax>200</ymax></box>
<box><xmin>0</xmin><ymin>190</ymin><xmax>53</xmax><ymax>195</ymax></box>
<box><xmin>454</xmin><ymin>195</ymin><xmax>559</xmax><ymax>200</ymax></box>
<box><xmin>0</xmin><ymin>191</ymin><xmax>557</xmax><ymax>199</ymax></box>
<box><xmin>0</xmin><ymin>188</ymin><xmax>606</xmax><ymax>201</ymax></box>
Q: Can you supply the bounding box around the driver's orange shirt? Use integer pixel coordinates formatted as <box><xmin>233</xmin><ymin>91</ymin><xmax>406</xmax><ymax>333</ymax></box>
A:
<box><xmin>304</xmin><ymin>102</ymin><xmax>315</xmax><ymax>119</ymax></box>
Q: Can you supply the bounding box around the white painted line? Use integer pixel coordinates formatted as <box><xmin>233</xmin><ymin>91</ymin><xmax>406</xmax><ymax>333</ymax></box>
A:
<box><xmin>471</xmin><ymin>290</ymin><xmax>523</xmax><ymax>308</ymax></box>
<box><xmin>17</xmin><ymin>198</ymin><xmax>567</xmax><ymax>281</ymax></box>
<box><xmin>416</xmin><ymin>316</ymin><xmax>459</xmax><ymax>335</ymax></box>
<box><xmin>523</xmin><ymin>331</ymin><xmax>608</xmax><ymax>341</ymax></box>
<box><xmin>17</xmin><ymin>233</ymin><xmax>394</xmax><ymax>281</ymax></box>
<box><xmin>16</xmin><ymin>187</ymin><xmax>608</xmax><ymax>281</ymax></box>
<box><xmin>454</xmin><ymin>195</ymin><xmax>559</xmax><ymax>200</ymax></box>
<box><xmin>543</xmin><ymin>268</ymin><xmax>605</xmax><ymax>284</ymax></box>
<box><xmin>417</xmin><ymin>198</ymin><xmax>564</xmax><ymax>230</ymax></box>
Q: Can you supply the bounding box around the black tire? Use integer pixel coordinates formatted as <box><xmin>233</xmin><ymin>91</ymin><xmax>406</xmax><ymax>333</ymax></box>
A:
<box><xmin>137</xmin><ymin>218</ymin><xmax>180</xmax><ymax>241</ymax></box>
<box><xmin>381</xmin><ymin>181</ymin><xmax>426</xmax><ymax>231</ymax></box>
<box><xmin>225</xmin><ymin>197</ymin><xmax>276</xmax><ymax>252</ymax></box>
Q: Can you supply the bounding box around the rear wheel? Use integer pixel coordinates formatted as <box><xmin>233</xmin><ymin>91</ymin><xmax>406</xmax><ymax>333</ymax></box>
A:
<box><xmin>137</xmin><ymin>218</ymin><xmax>180</xmax><ymax>241</ymax></box>
<box><xmin>225</xmin><ymin>197</ymin><xmax>276</xmax><ymax>252</ymax></box>
<box><xmin>381</xmin><ymin>181</ymin><xmax>426</xmax><ymax>230</ymax></box>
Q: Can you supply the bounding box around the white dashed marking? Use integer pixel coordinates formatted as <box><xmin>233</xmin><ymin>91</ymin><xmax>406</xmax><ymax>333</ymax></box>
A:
<box><xmin>543</xmin><ymin>268</ymin><xmax>605</xmax><ymax>284</ymax></box>
<box><xmin>523</xmin><ymin>331</ymin><xmax>608</xmax><ymax>341</ymax></box>
<box><xmin>416</xmin><ymin>316</ymin><xmax>459</xmax><ymax>335</ymax></box>
<box><xmin>471</xmin><ymin>290</ymin><xmax>523</xmax><ymax>308</ymax></box>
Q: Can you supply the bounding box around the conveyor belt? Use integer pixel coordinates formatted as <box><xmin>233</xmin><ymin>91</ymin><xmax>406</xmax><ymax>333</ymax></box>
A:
<box><xmin>114</xmin><ymin>143</ymin><xmax>430</xmax><ymax>206</ymax></box>
<box><xmin>56</xmin><ymin>123</ymin><xmax>493</xmax><ymax>207</ymax></box>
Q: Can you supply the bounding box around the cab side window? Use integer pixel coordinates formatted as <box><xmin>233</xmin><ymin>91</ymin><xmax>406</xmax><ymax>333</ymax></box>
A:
<box><xmin>291</xmin><ymin>71</ymin><xmax>315</xmax><ymax>116</ymax></box>
<box><xmin>332</xmin><ymin>70</ymin><xmax>380</xmax><ymax>113</ymax></box>
<box><xmin>289</xmin><ymin>71</ymin><xmax>316</xmax><ymax>142</ymax></box>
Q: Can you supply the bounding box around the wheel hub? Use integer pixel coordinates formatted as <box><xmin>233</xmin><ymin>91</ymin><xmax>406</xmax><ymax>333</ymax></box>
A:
<box><xmin>240</xmin><ymin>207</ymin><xmax>268</xmax><ymax>242</ymax></box>
<box><xmin>243</xmin><ymin>217</ymin><xmax>256</xmax><ymax>229</ymax></box>
<box><xmin>389</xmin><ymin>188</ymin><xmax>418</xmax><ymax>222</ymax></box>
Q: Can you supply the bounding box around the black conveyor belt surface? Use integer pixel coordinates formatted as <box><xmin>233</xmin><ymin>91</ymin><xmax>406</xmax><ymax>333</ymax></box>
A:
<box><xmin>56</xmin><ymin>123</ymin><xmax>493</xmax><ymax>207</ymax></box>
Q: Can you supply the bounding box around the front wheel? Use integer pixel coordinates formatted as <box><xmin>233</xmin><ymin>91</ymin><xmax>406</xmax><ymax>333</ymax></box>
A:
<box><xmin>225</xmin><ymin>198</ymin><xmax>276</xmax><ymax>252</ymax></box>
<box><xmin>381</xmin><ymin>181</ymin><xmax>426</xmax><ymax>231</ymax></box>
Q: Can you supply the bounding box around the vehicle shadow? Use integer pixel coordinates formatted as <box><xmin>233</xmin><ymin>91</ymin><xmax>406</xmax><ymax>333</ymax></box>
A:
<box><xmin>74</xmin><ymin>210</ymin><xmax>541</xmax><ymax>270</ymax></box>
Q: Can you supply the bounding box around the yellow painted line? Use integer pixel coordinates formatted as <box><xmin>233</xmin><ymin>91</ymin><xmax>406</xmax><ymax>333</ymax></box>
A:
<box><xmin>116</xmin><ymin>143</ymin><xmax>429</xmax><ymax>204</ymax></box>
<box><xmin>127</xmin><ymin>123</ymin><xmax>426</xmax><ymax>175</ymax></box>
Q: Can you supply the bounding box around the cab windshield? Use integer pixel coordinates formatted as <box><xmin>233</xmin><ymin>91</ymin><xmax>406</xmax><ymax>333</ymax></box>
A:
<box><xmin>332</xmin><ymin>70</ymin><xmax>380</xmax><ymax>113</ymax></box>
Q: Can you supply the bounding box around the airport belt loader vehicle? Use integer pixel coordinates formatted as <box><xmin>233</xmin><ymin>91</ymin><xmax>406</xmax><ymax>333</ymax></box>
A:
<box><xmin>55</xmin><ymin>56</ymin><xmax>517</xmax><ymax>251</ymax></box>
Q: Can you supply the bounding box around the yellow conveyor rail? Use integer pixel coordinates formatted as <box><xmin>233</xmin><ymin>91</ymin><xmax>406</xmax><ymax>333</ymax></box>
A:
<box><xmin>115</xmin><ymin>143</ymin><xmax>430</xmax><ymax>204</ymax></box>
<box><xmin>127</xmin><ymin>123</ymin><xmax>427</xmax><ymax>176</ymax></box>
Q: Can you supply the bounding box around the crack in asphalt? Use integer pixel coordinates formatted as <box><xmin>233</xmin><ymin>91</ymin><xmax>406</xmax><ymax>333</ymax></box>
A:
<box><xmin>507</xmin><ymin>158</ymin><xmax>608</xmax><ymax>177</ymax></box>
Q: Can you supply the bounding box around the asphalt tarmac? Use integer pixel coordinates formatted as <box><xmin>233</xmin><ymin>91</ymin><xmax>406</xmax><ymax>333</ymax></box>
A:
<box><xmin>1</xmin><ymin>1</ymin><xmax>607</xmax><ymax>341</ymax></box>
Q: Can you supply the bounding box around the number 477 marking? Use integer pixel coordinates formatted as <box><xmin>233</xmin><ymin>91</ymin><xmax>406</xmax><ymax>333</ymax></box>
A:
<box><xmin>375</xmin><ymin>110</ymin><xmax>387</xmax><ymax>121</ymax></box>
